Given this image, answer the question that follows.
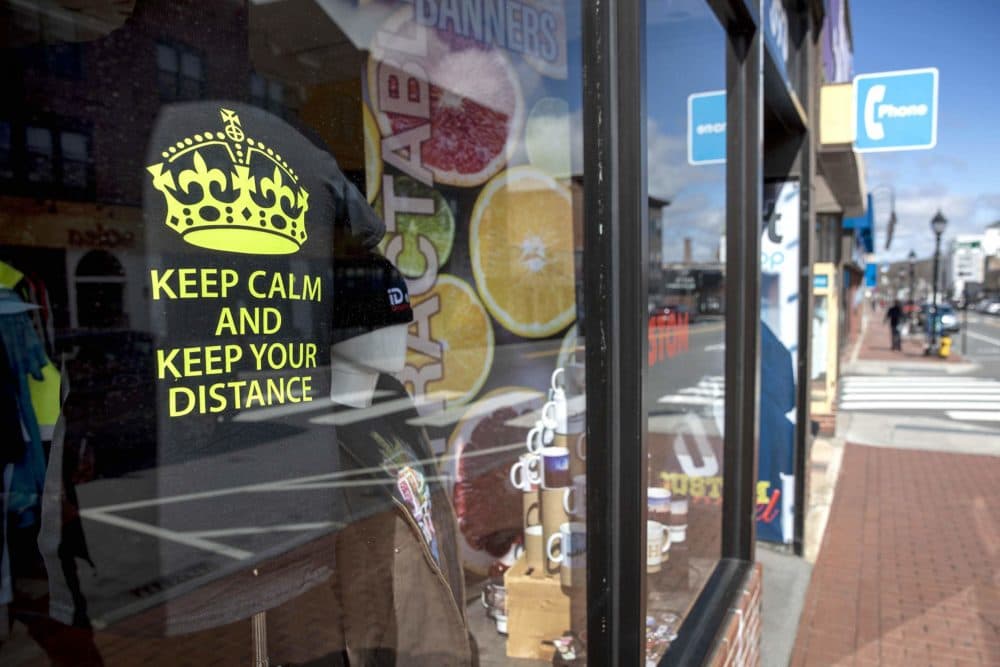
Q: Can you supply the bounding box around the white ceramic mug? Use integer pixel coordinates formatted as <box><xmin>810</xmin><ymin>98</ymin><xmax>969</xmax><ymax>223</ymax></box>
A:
<box><xmin>562</xmin><ymin>474</ymin><xmax>586</xmax><ymax>517</ymax></box>
<box><xmin>510</xmin><ymin>453</ymin><xmax>541</xmax><ymax>491</ymax></box>
<box><xmin>526</xmin><ymin>422</ymin><xmax>554</xmax><ymax>453</ymax></box>
<box><xmin>648</xmin><ymin>487</ymin><xmax>671</xmax><ymax>523</ymax></box>
<box><xmin>540</xmin><ymin>400</ymin><xmax>560</xmax><ymax>431</ymax></box>
<box><xmin>546</xmin><ymin>521</ymin><xmax>587</xmax><ymax>587</ymax></box>
<box><xmin>495</xmin><ymin>613</ymin><xmax>508</xmax><ymax>635</ymax></box>
<box><xmin>481</xmin><ymin>582</ymin><xmax>506</xmax><ymax>618</ymax></box>
<box><xmin>667</xmin><ymin>524</ymin><xmax>687</xmax><ymax>543</ymax></box>
<box><xmin>524</xmin><ymin>524</ymin><xmax>544</xmax><ymax>571</ymax></box>
<box><xmin>540</xmin><ymin>446</ymin><xmax>571</xmax><ymax>489</ymax></box>
<box><xmin>646</xmin><ymin>520</ymin><xmax>671</xmax><ymax>573</ymax></box>
<box><xmin>550</xmin><ymin>367</ymin><xmax>565</xmax><ymax>392</ymax></box>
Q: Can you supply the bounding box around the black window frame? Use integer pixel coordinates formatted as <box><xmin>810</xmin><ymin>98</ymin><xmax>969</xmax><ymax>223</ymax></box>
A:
<box><xmin>580</xmin><ymin>0</ymin><xmax>800</xmax><ymax>663</ymax></box>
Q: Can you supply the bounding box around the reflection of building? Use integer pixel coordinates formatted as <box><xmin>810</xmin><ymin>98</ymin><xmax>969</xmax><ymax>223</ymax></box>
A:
<box><xmin>810</xmin><ymin>0</ymin><xmax>869</xmax><ymax>428</ymax></box>
<box><xmin>0</xmin><ymin>0</ymin><xmax>368</xmax><ymax>339</ymax></box>
<box><xmin>659</xmin><ymin>263</ymin><xmax>725</xmax><ymax>316</ymax></box>
<box><xmin>0</xmin><ymin>2</ymin><xmax>249</xmax><ymax>336</ymax></box>
<box><xmin>945</xmin><ymin>234</ymin><xmax>986</xmax><ymax>301</ymax></box>
<box><xmin>571</xmin><ymin>176</ymin><xmax>670</xmax><ymax>313</ymax></box>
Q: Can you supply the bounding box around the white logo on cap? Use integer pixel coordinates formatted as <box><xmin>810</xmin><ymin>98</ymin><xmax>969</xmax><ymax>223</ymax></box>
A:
<box><xmin>388</xmin><ymin>287</ymin><xmax>406</xmax><ymax>306</ymax></box>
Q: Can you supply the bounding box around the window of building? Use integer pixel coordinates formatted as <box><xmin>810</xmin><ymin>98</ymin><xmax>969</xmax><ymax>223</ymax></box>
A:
<box><xmin>156</xmin><ymin>42</ymin><xmax>203</xmax><ymax>101</ymax></box>
<box><xmin>25</xmin><ymin>125</ymin><xmax>54</xmax><ymax>183</ymax></box>
<box><xmin>251</xmin><ymin>73</ymin><xmax>293</xmax><ymax>118</ymax></box>
<box><xmin>59</xmin><ymin>131</ymin><xmax>90</xmax><ymax>188</ymax></box>
<box><xmin>0</xmin><ymin>121</ymin><xmax>12</xmax><ymax>179</ymax></box>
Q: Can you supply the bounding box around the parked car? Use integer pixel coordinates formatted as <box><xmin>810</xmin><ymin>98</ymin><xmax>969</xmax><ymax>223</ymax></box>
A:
<box><xmin>917</xmin><ymin>303</ymin><xmax>960</xmax><ymax>332</ymax></box>
<box><xmin>938</xmin><ymin>305</ymin><xmax>959</xmax><ymax>333</ymax></box>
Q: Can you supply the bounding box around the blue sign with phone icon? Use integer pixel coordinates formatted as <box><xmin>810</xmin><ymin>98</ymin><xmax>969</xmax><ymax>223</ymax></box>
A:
<box><xmin>855</xmin><ymin>68</ymin><xmax>938</xmax><ymax>152</ymax></box>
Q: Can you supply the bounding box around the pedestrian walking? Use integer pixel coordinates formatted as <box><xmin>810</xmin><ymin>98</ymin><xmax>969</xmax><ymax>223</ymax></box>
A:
<box><xmin>885</xmin><ymin>300</ymin><xmax>904</xmax><ymax>351</ymax></box>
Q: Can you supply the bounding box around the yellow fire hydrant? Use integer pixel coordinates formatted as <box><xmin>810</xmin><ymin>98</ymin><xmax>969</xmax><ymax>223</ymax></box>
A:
<box><xmin>939</xmin><ymin>336</ymin><xmax>952</xmax><ymax>358</ymax></box>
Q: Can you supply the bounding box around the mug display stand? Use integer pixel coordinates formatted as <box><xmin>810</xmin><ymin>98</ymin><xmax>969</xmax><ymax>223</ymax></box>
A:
<box><xmin>503</xmin><ymin>556</ymin><xmax>573</xmax><ymax>660</ymax></box>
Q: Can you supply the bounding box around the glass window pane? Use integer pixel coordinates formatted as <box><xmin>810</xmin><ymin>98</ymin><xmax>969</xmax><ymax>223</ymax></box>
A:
<box><xmin>60</xmin><ymin>131</ymin><xmax>89</xmax><ymax>160</ymax></box>
<box><xmin>178</xmin><ymin>76</ymin><xmax>201</xmax><ymax>100</ymax></box>
<box><xmin>156</xmin><ymin>42</ymin><xmax>177</xmax><ymax>71</ymax></box>
<box><xmin>643</xmin><ymin>2</ymin><xmax>727</xmax><ymax>661</ymax></box>
<box><xmin>180</xmin><ymin>50</ymin><xmax>201</xmax><ymax>79</ymax></box>
<box><xmin>157</xmin><ymin>70</ymin><xmax>177</xmax><ymax>99</ymax></box>
<box><xmin>1</xmin><ymin>2</ymin><xmax>589</xmax><ymax>664</ymax></box>
<box><xmin>267</xmin><ymin>79</ymin><xmax>282</xmax><ymax>103</ymax></box>
<box><xmin>26</xmin><ymin>125</ymin><xmax>53</xmax><ymax>182</ymax></box>
<box><xmin>250</xmin><ymin>72</ymin><xmax>266</xmax><ymax>99</ymax></box>
<box><xmin>26</xmin><ymin>125</ymin><xmax>52</xmax><ymax>153</ymax></box>
<box><xmin>0</xmin><ymin>120</ymin><xmax>11</xmax><ymax>178</ymax></box>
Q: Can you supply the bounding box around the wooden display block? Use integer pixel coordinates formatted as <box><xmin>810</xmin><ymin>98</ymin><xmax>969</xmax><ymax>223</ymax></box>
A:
<box><xmin>503</xmin><ymin>555</ymin><xmax>572</xmax><ymax>660</ymax></box>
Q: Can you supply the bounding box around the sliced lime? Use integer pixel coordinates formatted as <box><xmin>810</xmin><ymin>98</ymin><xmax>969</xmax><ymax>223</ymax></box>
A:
<box><xmin>376</xmin><ymin>175</ymin><xmax>455</xmax><ymax>278</ymax></box>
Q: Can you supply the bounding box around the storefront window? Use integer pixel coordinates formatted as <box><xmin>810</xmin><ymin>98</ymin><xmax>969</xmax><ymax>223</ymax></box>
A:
<box><xmin>1</xmin><ymin>1</ymin><xmax>587</xmax><ymax>664</ymax></box>
<box><xmin>643</xmin><ymin>3</ymin><xmax>727</xmax><ymax>661</ymax></box>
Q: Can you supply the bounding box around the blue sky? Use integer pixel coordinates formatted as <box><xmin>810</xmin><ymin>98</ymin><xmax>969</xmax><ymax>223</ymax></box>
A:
<box><xmin>852</xmin><ymin>1</ymin><xmax>1000</xmax><ymax>261</ymax></box>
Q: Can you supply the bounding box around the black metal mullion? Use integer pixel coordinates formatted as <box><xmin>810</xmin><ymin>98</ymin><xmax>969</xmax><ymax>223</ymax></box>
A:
<box><xmin>721</xmin><ymin>17</ymin><xmax>763</xmax><ymax>562</ymax></box>
<box><xmin>793</xmin><ymin>4</ymin><xmax>818</xmax><ymax>558</ymax></box>
<box><xmin>582</xmin><ymin>0</ymin><xmax>647</xmax><ymax>663</ymax></box>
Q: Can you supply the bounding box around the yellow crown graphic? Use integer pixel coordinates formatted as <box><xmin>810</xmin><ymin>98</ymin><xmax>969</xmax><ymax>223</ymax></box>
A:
<box><xmin>146</xmin><ymin>108</ymin><xmax>309</xmax><ymax>255</ymax></box>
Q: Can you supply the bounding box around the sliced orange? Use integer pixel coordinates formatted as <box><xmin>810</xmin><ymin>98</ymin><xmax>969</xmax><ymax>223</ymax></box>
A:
<box><xmin>470</xmin><ymin>166</ymin><xmax>577</xmax><ymax>338</ymax></box>
<box><xmin>406</xmin><ymin>275</ymin><xmax>494</xmax><ymax>407</ymax></box>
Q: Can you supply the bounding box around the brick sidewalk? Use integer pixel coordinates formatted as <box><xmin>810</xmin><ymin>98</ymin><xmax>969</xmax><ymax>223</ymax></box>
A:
<box><xmin>858</xmin><ymin>311</ymin><xmax>962</xmax><ymax>362</ymax></box>
<box><xmin>790</xmin><ymin>444</ymin><xmax>1000</xmax><ymax>666</ymax></box>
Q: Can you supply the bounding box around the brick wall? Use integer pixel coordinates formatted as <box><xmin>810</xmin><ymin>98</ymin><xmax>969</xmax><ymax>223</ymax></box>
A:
<box><xmin>707</xmin><ymin>563</ymin><xmax>763</xmax><ymax>667</ymax></box>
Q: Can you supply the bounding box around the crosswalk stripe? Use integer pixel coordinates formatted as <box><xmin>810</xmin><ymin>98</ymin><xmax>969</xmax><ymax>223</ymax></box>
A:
<box><xmin>840</xmin><ymin>374</ymin><xmax>1000</xmax><ymax>421</ymax></box>
<box><xmin>840</xmin><ymin>401</ymin><xmax>1000</xmax><ymax>410</ymax></box>
<box><xmin>945</xmin><ymin>411</ymin><xmax>1000</xmax><ymax>422</ymax></box>
<box><xmin>843</xmin><ymin>378</ymin><xmax>998</xmax><ymax>384</ymax></box>
<box><xmin>842</xmin><ymin>394</ymin><xmax>1000</xmax><ymax>401</ymax></box>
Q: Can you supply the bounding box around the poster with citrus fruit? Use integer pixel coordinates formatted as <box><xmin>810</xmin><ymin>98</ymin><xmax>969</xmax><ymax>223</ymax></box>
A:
<box><xmin>365</xmin><ymin>0</ymin><xmax>578</xmax><ymax>570</ymax></box>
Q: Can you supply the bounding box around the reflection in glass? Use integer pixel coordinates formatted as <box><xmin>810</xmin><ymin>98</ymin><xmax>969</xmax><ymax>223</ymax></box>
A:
<box><xmin>0</xmin><ymin>0</ymin><xmax>586</xmax><ymax>664</ymax></box>
<box><xmin>644</xmin><ymin>2</ymin><xmax>726</xmax><ymax>661</ymax></box>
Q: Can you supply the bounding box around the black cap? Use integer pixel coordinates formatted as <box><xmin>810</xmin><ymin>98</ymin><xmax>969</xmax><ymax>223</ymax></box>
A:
<box><xmin>332</xmin><ymin>251</ymin><xmax>413</xmax><ymax>345</ymax></box>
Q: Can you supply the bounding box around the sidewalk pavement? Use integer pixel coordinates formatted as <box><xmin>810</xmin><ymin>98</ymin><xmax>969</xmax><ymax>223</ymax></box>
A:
<box><xmin>789</xmin><ymin>443</ymin><xmax>1000</xmax><ymax>666</ymax></box>
<box><xmin>787</xmin><ymin>310</ymin><xmax>1000</xmax><ymax>666</ymax></box>
<box><xmin>857</xmin><ymin>313</ymin><xmax>963</xmax><ymax>363</ymax></box>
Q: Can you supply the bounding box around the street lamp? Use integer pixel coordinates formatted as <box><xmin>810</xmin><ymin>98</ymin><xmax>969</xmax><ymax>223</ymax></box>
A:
<box><xmin>928</xmin><ymin>210</ymin><xmax>947</xmax><ymax>351</ymax></box>
<box><xmin>908</xmin><ymin>250</ymin><xmax>917</xmax><ymax>307</ymax></box>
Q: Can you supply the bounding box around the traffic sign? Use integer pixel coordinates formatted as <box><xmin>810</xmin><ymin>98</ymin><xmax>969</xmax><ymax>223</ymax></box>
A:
<box><xmin>854</xmin><ymin>68</ymin><xmax>938</xmax><ymax>152</ymax></box>
<box><xmin>688</xmin><ymin>90</ymin><xmax>726</xmax><ymax>165</ymax></box>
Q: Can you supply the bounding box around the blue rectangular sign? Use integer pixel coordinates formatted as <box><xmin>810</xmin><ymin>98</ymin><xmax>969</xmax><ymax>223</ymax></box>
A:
<box><xmin>865</xmin><ymin>263</ymin><xmax>878</xmax><ymax>288</ymax></box>
<box><xmin>687</xmin><ymin>90</ymin><xmax>726</xmax><ymax>165</ymax></box>
<box><xmin>813</xmin><ymin>275</ymin><xmax>829</xmax><ymax>289</ymax></box>
<box><xmin>855</xmin><ymin>68</ymin><xmax>939</xmax><ymax>152</ymax></box>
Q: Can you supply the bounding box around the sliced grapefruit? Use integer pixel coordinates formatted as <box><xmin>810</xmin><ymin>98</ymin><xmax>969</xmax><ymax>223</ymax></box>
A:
<box><xmin>444</xmin><ymin>387</ymin><xmax>545</xmax><ymax>574</ymax></box>
<box><xmin>367</xmin><ymin>7</ymin><xmax>524</xmax><ymax>188</ymax></box>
